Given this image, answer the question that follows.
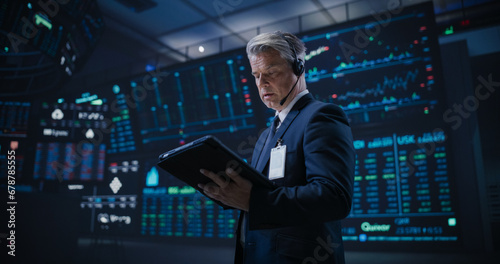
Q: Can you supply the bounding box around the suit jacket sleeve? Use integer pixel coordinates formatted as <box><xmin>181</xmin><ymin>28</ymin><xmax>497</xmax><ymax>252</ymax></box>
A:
<box><xmin>248</xmin><ymin>104</ymin><xmax>355</xmax><ymax>229</ymax></box>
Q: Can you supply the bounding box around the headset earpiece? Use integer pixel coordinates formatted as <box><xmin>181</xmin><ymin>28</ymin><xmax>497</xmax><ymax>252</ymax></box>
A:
<box><xmin>276</xmin><ymin>32</ymin><xmax>304</xmax><ymax>77</ymax></box>
<box><xmin>293</xmin><ymin>58</ymin><xmax>304</xmax><ymax>76</ymax></box>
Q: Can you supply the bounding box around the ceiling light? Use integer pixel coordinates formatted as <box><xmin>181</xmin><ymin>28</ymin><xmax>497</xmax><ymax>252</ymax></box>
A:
<box><xmin>199</xmin><ymin>46</ymin><xmax>205</xmax><ymax>53</ymax></box>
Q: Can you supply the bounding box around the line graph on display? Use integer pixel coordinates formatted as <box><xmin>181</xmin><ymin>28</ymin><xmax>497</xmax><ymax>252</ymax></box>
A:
<box><xmin>298</xmin><ymin>1</ymin><xmax>445</xmax><ymax>125</ymax></box>
<box><xmin>303</xmin><ymin>25</ymin><xmax>439</xmax><ymax>124</ymax></box>
<box><xmin>336</xmin><ymin>68</ymin><xmax>420</xmax><ymax>102</ymax></box>
<box><xmin>308</xmin><ymin>64</ymin><xmax>437</xmax><ymax>123</ymax></box>
<box><xmin>133</xmin><ymin>55</ymin><xmax>259</xmax><ymax>146</ymax></box>
<box><xmin>333</xmin><ymin>51</ymin><xmax>419</xmax><ymax>75</ymax></box>
<box><xmin>306</xmin><ymin>49</ymin><xmax>422</xmax><ymax>83</ymax></box>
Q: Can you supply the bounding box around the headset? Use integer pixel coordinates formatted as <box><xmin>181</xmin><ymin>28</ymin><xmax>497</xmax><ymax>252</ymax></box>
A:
<box><xmin>275</xmin><ymin>31</ymin><xmax>305</xmax><ymax>77</ymax></box>
<box><xmin>275</xmin><ymin>32</ymin><xmax>305</xmax><ymax>105</ymax></box>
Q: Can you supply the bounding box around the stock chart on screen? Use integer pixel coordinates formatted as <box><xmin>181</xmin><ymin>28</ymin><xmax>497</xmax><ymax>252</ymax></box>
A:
<box><xmin>301</xmin><ymin>3</ymin><xmax>443</xmax><ymax>125</ymax></box>
<box><xmin>130</xmin><ymin>52</ymin><xmax>262</xmax><ymax>149</ymax></box>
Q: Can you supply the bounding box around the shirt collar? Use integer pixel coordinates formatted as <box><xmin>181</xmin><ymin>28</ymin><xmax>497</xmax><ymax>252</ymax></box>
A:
<box><xmin>276</xmin><ymin>89</ymin><xmax>309</xmax><ymax>123</ymax></box>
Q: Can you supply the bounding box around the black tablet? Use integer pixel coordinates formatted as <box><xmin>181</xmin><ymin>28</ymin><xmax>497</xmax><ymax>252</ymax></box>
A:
<box><xmin>157</xmin><ymin>135</ymin><xmax>275</xmax><ymax>209</ymax></box>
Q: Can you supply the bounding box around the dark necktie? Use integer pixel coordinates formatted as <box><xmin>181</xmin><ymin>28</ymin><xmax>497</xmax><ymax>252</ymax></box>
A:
<box><xmin>271</xmin><ymin>115</ymin><xmax>280</xmax><ymax>134</ymax></box>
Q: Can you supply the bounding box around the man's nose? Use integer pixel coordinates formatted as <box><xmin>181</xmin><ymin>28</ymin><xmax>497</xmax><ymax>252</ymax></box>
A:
<box><xmin>257</xmin><ymin>74</ymin><xmax>269</xmax><ymax>87</ymax></box>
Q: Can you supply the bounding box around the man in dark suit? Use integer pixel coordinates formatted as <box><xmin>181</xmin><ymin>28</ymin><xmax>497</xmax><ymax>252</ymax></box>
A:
<box><xmin>199</xmin><ymin>31</ymin><xmax>355</xmax><ymax>263</ymax></box>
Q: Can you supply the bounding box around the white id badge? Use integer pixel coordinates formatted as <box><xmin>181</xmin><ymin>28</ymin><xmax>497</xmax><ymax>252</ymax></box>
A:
<box><xmin>269</xmin><ymin>145</ymin><xmax>286</xmax><ymax>180</ymax></box>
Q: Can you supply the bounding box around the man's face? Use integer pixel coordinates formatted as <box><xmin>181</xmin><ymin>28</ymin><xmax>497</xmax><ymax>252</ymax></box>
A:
<box><xmin>249</xmin><ymin>49</ymin><xmax>297</xmax><ymax>111</ymax></box>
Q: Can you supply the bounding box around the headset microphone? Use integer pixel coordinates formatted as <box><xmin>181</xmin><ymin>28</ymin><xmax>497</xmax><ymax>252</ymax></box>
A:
<box><xmin>280</xmin><ymin>75</ymin><xmax>300</xmax><ymax>106</ymax></box>
<box><xmin>276</xmin><ymin>31</ymin><xmax>305</xmax><ymax>106</ymax></box>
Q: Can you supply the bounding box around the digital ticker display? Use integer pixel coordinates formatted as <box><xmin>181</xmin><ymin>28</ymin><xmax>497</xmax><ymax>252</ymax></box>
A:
<box><xmin>342</xmin><ymin>129</ymin><xmax>459</xmax><ymax>248</ymax></box>
<box><xmin>106</xmin><ymin>84</ymin><xmax>140</xmax><ymax>154</ymax></box>
<box><xmin>140</xmin><ymin>159</ymin><xmax>239</xmax><ymax>240</ymax></box>
<box><xmin>33</xmin><ymin>141</ymin><xmax>106</xmax><ymax>181</ymax></box>
<box><xmin>301</xmin><ymin>3</ymin><xmax>443</xmax><ymax>125</ymax></box>
<box><xmin>139</xmin><ymin>128</ymin><xmax>460</xmax><ymax>246</ymax></box>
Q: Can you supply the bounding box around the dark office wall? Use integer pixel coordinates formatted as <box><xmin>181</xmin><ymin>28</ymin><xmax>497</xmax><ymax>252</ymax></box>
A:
<box><xmin>469</xmin><ymin>51</ymin><xmax>500</xmax><ymax>250</ymax></box>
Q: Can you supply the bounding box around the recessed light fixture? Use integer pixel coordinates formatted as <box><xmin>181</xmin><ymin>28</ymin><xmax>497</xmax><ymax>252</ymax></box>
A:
<box><xmin>199</xmin><ymin>45</ymin><xmax>205</xmax><ymax>53</ymax></box>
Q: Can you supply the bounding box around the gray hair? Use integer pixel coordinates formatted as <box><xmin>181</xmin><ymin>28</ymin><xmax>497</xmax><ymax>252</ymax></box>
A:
<box><xmin>246</xmin><ymin>31</ymin><xmax>306</xmax><ymax>66</ymax></box>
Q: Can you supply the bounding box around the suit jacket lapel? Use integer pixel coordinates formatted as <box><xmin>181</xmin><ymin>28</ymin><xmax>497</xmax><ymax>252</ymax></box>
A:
<box><xmin>254</xmin><ymin>94</ymin><xmax>314</xmax><ymax>173</ymax></box>
<box><xmin>251</xmin><ymin>129</ymin><xmax>268</xmax><ymax>168</ymax></box>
